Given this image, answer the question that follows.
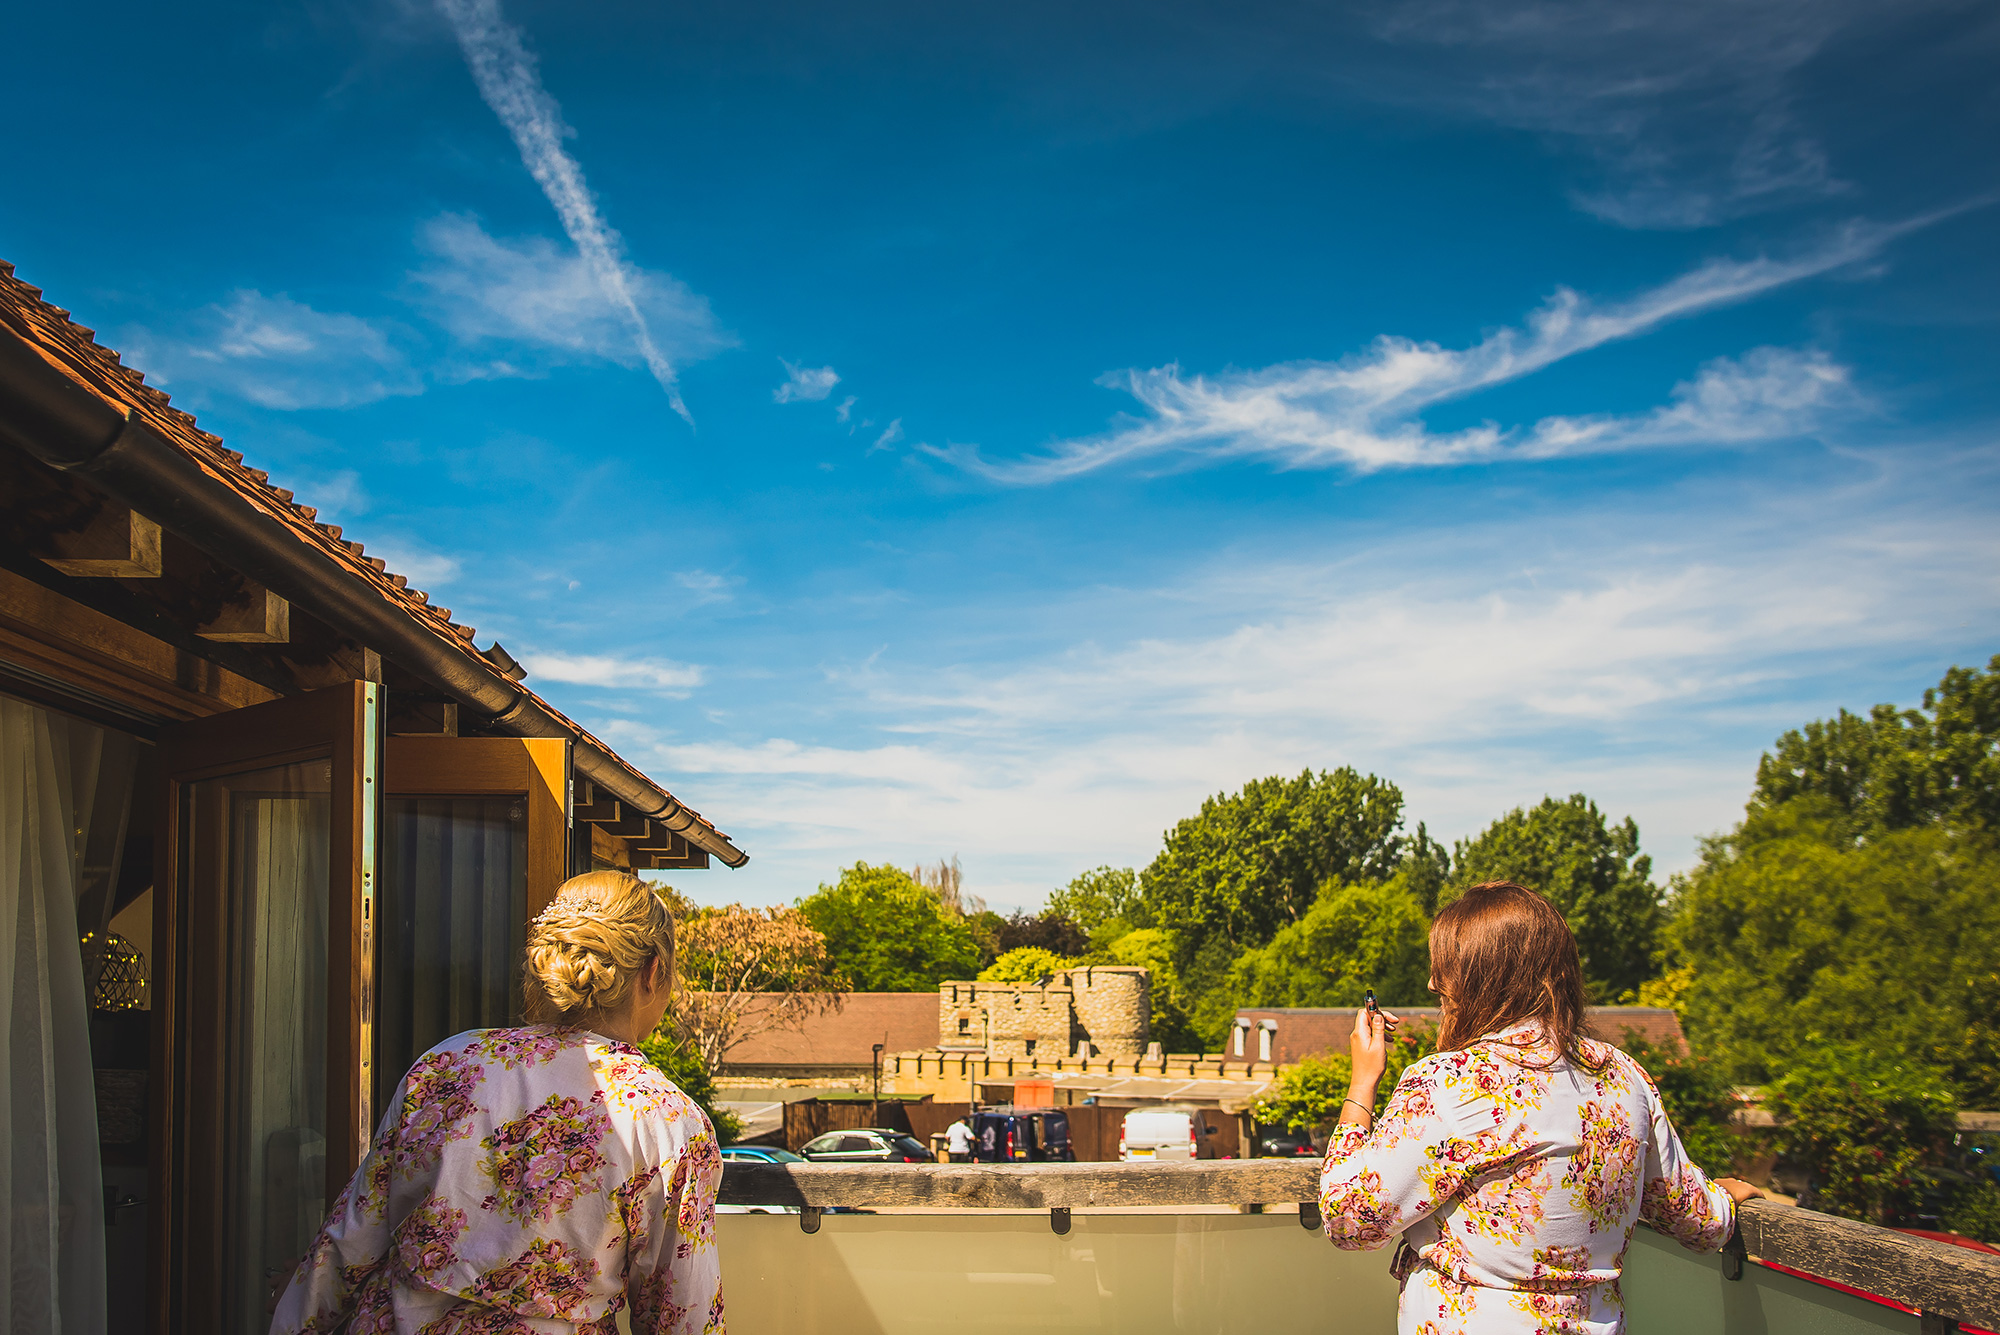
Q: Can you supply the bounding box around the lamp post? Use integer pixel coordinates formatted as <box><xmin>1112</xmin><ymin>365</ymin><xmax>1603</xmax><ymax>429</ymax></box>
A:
<box><xmin>872</xmin><ymin>1043</ymin><xmax>884</xmax><ymax>1114</ymax></box>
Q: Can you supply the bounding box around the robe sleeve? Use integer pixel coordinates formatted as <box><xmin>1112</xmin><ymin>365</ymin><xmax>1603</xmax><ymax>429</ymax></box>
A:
<box><xmin>1317</xmin><ymin>1055</ymin><xmax>1533</xmax><ymax>1251</ymax></box>
<box><xmin>627</xmin><ymin>1123</ymin><xmax>727</xmax><ymax>1335</ymax></box>
<box><xmin>1636</xmin><ymin>1070</ymin><xmax>1735</xmax><ymax>1252</ymax></box>
<box><xmin>269</xmin><ymin>1089</ymin><xmax>404</xmax><ymax>1334</ymax></box>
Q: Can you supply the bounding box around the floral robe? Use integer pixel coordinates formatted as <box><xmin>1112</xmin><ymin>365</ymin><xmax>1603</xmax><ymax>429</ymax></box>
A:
<box><xmin>272</xmin><ymin>1026</ymin><xmax>725</xmax><ymax>1335</ymax></box>
<box><xmin>1318</xmin><ymin>1025</ymin><xmax>1733</xmax><ymax>1335</ymax></box>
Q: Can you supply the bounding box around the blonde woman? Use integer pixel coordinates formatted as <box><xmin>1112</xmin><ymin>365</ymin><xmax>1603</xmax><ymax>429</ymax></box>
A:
<box><xmin>1318</xmin><ymin>881</ymin><xmax>1760</xmax><ymax>1334</ymax></box>
<box><xmin>272</xmin><ymin>872</ymin><xmax>724</xmax><ymax>1335</ymax></box>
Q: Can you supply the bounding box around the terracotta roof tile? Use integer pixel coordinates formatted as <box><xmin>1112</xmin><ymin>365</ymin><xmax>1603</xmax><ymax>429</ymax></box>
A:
<box><xmin>0</xmin><ymin>258</ymin><xmax>737</xmax><ymax>856</ymax></box>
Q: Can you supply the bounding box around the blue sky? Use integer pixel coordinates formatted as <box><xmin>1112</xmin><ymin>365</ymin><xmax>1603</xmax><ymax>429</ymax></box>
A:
<box><xmin>8</xmin><ymin>0</ymin><xmax>1998</xmax><ymax>909</ymax></box>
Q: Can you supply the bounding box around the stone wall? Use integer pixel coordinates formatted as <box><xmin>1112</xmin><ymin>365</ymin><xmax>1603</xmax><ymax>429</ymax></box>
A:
<box><xmin>938</xmin><ymin>966</ymin><xmax>1149</xmax><ymax>1060</ymax></box>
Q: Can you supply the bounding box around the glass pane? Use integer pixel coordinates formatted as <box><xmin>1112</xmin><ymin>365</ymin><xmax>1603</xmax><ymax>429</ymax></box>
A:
<box><xmin>185</xmin><ymin>760</ymin><xmax>331</xmax><ymax>1335</ymax></box>
<box><xmin>376</xmin><ymin>796</ymin><xmax>527</xmax><ymax>1098</ymax></box>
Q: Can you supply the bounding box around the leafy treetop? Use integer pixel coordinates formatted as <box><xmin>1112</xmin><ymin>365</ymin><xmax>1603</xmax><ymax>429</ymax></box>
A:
<box><xmin>798</xmin><ymin>862</ymin><xmax>981</xmax><ymax>992</ymax></box>
<box><xmin>1752</xmin><ymin>654</ymin><xmax>2000</xmax><ymax>841</ymax></box>
<box><xmin>1448</xmin><ymin>794</ymin><xmax>1662</xmax><ymax>1001</ymax></box>
<box><xmin>979</xmin><ymin>946</ymin><xmax>1075</xmax><ymax>983</ymax></box>
<box><xmin>1139</xmin><ymin>767</ymin><xmax>1407</xmax><ymax>948</ymax></box>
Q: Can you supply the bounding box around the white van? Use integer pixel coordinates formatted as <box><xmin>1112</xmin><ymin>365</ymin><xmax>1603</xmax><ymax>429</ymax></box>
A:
<box><xmin>1120</xmin><ymin>1108</ymin><xmax>1197</xmax><ymax>1161</ymax></box>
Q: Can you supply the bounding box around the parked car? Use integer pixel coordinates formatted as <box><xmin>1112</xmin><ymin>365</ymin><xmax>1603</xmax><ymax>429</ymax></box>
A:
<box><xmin>1254</xmin><ymin>1126</ymin><xmax>1320</xmax><ymax>1158</ymax></box>
<box><xmin>799</xmin><ymin>1128</ymin><xmax>933</xmax><ymax>1163</ymax></box>
<box><xmin>971</xmin><ymin>1108</ymin><xmax>1075</xmax><ymax>1162</ymax></box>
<box><xmin>1120</xmin><ymin>1109</ymin><xmax>1196</xmax><ymax>1161</ymax></box>
<box><xmin>719</xmin><ymin>1144</ymin><xmax>827</xmax><ymax>1213</ymax></box>
<box><xmin>720</xmin><ymin>1145</ymin><xmax>806</xmax><ymax>1165</ymax></box>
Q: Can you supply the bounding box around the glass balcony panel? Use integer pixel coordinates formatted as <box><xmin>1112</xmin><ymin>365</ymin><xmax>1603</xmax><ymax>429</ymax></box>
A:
<box><xmin>711</xmin><ymin>1213</ymin><xmax>1922</xmax><ymax>1335</ymax></box>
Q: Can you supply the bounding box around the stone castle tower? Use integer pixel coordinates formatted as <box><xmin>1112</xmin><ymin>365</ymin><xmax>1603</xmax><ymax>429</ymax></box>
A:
<box><xmin>937</xmin><ymin>965</ymin><xmax>1149</xmax><ymax>1061</ymax></box>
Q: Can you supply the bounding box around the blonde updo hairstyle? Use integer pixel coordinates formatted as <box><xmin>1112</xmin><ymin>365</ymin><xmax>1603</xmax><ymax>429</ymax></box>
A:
<box><xmin>522</xmin><ymin>871</ymin><xmax>675</xmax><ymax>1027</ymax></box>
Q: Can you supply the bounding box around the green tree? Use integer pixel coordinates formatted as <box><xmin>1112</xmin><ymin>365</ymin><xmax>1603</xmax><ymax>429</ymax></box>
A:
<box><xmin>1767</xmin><ymin>1045</ymin><xmax>1958</xmax><ymax>1223</ymax></box>
<box><xmin>1752</xmin><ymin>655</ymin><xmax>2000</xmax><ymax>840</ymax></box>
<box><xmin>1251</xmin><ymin>1024</ymin><xmax>1438</xmax><ymax>1132</ymax></box>
<box><xmin>1448</xmin><ymin>794</ymin><xmax>1662</xmax><ymax>1001</ymax></box>
<box><xmin>1227</xmin><ymin>876</ymin><xmax>1432</xmax><ymax>1010</ymax></box>
<box><xmin>1048</xmin><ymin>866</ymin><xmax>1140</xmax><ymax>938</ymax></box>
<box><xmin>1665</xmin><ymin>811</ymin><xmax>2000</xmax><ymax>1096</ymax></box>
<box><xmin>639</xmin><ymin>1026</ymin><xmax>742</xmax><ymax>1143</ymax></box>
<box><xmin>1139</xmin><ymin>768</ymin><xmax>1408</xmax><ymax>1046</ymax></box>
<box><xmin>1400</xmin><ymin>823</ymin><xmax>1452</xmax><ymax>918</ymax></box>
<box><xmin>979</xmin><ymin>946</ymin><xmax>1074</xmax><ymax>982</ymax></box>
<box><xmin>1141</xmin><ymin>769</ymin><xmax>1408</xmax><ymax>948</ymax></box>
<box><xmin>1102</xmin><ymin>927</ymin><xmax>1203</xmax><ymax>1054</ymax></box>
<box><xmin>798</xmin><ymin>862</ymin><xmax>981</xmax><ymax>991</ymax></box>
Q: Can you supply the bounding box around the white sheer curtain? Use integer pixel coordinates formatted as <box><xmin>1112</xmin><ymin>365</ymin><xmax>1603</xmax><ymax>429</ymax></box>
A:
<box><xmin>0</xmin><ymin>698</ymin><xmax>109</xmax><ymax>1335</ymax></box>
<box><xmin>224</xmin><ymin>779</ymin><xmax>328</xmax><ymax>1335</ymax></box>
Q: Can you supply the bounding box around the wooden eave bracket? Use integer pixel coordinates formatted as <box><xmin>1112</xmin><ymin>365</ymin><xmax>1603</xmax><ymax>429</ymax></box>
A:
<box><xmin>39</xmin><ymin>504</ymin><xmax>162</xmax><ymax>578</ymax></box>
<box><xmin>197</xmin><ymin>583</ymin><xmax>291</xmax><ymax>643</ymax></box>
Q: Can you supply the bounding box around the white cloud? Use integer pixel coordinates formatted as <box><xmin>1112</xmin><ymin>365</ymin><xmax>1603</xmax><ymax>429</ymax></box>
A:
<box><xmin>1367</xmin><ymin>0</ymin><xmax>1882</xmax><ymax>227</ymax></box>
<box><xmin>519</xmin><ymin>651</ymin><xmax>706</xmax><ymax>693</ymax></box>
<box><xmin>835</xmin><ymin>395</ymin><xmax>857</xmax><ymax>423</ymax></box>
<box><xmin>360</xmin><ymin>538</ymin><xmax>463</xmax><ymax>589</ymax></box>
<box><xmin>869</xmin><ymin>419</ymin><xmax>905</xmax><ymax>453</ymax></box>
<box><xmin>413</xmin><ymin>214</ymin><xmax>727</xmax><ymax>375</ymax></box>
<box><xmin>773</xmin><ymin>361</ymin><xmax>840</xmax><ymax>404</ymax></box>
<box><xmin>122</xmin><ymin>292</ymin><xmax>422</xmax><ymax>411</ymax></box>
<box><xmin>598</xmin><ymin>469</ymin><xmax>2000</xmax><ymax>907</ymax></box>
<box><xmin>435</xmin><ymin>0</ymin><xmax>707</xmax><ymax>420</ymax></box>
<box><xmin>676</xmin><ymin>569</ymin><xmax>740</xmax><ymax>605</ymax></box>
<box><xmin>938</xmin><ymin>221</ymin><xmax>1916</xmax><ymax>483</ymax></box>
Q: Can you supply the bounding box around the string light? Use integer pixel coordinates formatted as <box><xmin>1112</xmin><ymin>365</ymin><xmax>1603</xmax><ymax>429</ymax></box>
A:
<box><xmin>82</xmin><ymin>930</ymin><xmax>148</xmax><ymax>1011</ymax></box>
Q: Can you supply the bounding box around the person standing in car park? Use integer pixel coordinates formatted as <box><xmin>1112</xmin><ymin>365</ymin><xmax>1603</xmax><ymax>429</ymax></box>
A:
<box><xmin>946</xmin><ymin>1117</ymin><xmax>975</xmax><ymax>1163</ymax></box>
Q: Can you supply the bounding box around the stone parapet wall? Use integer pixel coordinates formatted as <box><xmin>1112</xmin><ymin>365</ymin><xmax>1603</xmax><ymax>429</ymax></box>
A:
<box><xmin>938</xmin><ymin>966</ymin><xmax>1151</xmax><ymax>1060</ymax></box>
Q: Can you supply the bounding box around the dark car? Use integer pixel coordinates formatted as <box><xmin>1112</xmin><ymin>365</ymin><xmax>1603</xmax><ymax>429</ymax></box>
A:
<box><xmin>799</xmin><ymin>1128</ymin><xmax>933</xmax><ymax>1163</ymax></box>
<box><xmin>972</xmin><ymin>1108</ymin><xmax>1075</xmax><ymax>1162</ymax></box>
<box><xmin>1254</xmin><ymin>1126</ymin><xmax>1320</xmax><ymax>1158</ymax></box>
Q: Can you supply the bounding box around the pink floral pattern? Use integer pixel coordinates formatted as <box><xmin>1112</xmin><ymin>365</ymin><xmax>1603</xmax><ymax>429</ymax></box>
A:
<box><xmin>271</xmin><ymin>1025</ymin><xmax>724</xmax><ymax>1335</ymax></box>
<box><xmin>479</xmin><ymin>1093</ymin><xmax>613</xmax><ymax>1225</ymax></box>
<box><xmin>1320</xmin><ymin>1024</ymin><xmax>1733</xmax><ymax>1334</ymax></box>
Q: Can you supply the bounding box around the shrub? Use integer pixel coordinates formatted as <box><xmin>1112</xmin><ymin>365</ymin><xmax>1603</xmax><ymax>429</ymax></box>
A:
<box><xmin>1766</xmin><ymin>1045</ymin><xmax>1957</xmax><ymax>1223</ymax></box>
<box><xmin>978</xmin><ymin>946</ymin><xmax>1074</xmax><ymax>983</ymax></box>
<box><xmin>1252</xmin><ymin>1023</ymin><xmax>1439</xmax><ymax>1133</ymax></box>
<box><xmin>1943</xmin><ymin>1179</ymin><xmax>2000</xmax><ymax>1244</ymax></box>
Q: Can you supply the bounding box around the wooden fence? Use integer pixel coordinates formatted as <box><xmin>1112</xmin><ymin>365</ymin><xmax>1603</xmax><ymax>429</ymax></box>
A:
<box><xmin>718</xmin><ymin>1160</ymin><xmax>2000</xmax><ymax>1332</ymax></box>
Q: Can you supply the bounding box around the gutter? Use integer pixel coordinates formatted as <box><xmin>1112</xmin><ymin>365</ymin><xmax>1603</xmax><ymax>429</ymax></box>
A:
<box><xmin>0</xmin><ymin>327</ymin><xmax>746</xmax><ymax>866</ymax></box>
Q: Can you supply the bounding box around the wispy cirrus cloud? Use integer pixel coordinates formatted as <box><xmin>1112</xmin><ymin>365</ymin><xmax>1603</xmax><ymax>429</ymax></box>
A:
<box><xmin>603</xmin><ymin>466</ymin><xmax>2000</xmax><ymax>906</ymax></box>
<box><xmin>1365</xmin><ymin>0</ymin><xmax>1880</xmax><ymax>228</ymax></box>
<box><xmin>413</xmin><ymin>213</ymin><xmax>728</xmax><ymax>379</ymax></box>
<box><xmin>519</xmin><ymin>651</ymin><xmax>706</xmax><ymax>693</ymax></box>
<box><xmin>121</xmin><ymin>291</ymin><xmax>422</xmax><ymax>410</ymax></box>
<box><xmin>773</xmin><ymin>361</ymin><xmax>840</xmax><ymax>403</ymax></box>
<box><xmin>435</xmin><ymin>0</ymin><xmax>705</xmax><ymax>421</ymax></box>
<box><xmin>936</xmin><ymin>219</ymin><xmax>1914</xmax><ymax>483</ymax></box>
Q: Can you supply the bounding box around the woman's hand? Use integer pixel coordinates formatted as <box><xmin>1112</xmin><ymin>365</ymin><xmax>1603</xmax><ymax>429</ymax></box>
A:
<box><xmin>1348</xmin><ymin>1006</ymin><xmax>1401</xmax><ymax>1094</ymax></box>
<box><xmin>1716</xmin><ymin>1177</ymin><xmax>1763</xmax><ymax>1206</ymax></box>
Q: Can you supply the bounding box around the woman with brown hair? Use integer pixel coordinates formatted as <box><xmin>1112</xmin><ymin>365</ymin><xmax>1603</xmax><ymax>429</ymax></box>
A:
<box><xmin>1318</xmin><ymin>881</ymin><xmax>1758</xmax><ymax>1334</ymax></box>
<box><xmin>271</xmin><ymin>871</ymin><xmax>724</xmax><ymax>1335</ymax></box>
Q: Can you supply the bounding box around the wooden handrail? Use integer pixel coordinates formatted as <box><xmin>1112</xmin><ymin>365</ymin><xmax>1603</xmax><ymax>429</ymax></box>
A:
<box><xmin>719</xmin><ymin>1163</ymin><xmax>2000</xmax><ymax>1328</ymax></box>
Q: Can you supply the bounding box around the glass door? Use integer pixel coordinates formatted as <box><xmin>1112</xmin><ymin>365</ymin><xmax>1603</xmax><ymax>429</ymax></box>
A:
<box><xmin>154</xmin><ymin>682</ymin><xmax>380</xmax><ymax>1335</ymax></box>
<box><xmin>376</xmin><ymin>737</ymin><xmax>568</xmax><ymax>1102</ymax></box>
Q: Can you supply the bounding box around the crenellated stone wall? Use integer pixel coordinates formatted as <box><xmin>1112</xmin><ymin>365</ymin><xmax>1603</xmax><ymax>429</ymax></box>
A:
<box><xmin>938</xmin><ymin>965</ymin><xmax>1149</xmax><ymax>1060</ymax></box>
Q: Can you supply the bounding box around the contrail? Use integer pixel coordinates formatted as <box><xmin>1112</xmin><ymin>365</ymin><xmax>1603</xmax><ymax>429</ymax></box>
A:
<box><xmin>436</xmin><ymin>0</ymin><xmax>692</xmax><ymax>423</ymax></box>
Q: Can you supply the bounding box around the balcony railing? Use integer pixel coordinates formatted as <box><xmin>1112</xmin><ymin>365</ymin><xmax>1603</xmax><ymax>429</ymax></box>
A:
<box><xmin>715</xmin><ymin>1161</ymin><xmax>2000</xmax><ymax>1334</ymax></box>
